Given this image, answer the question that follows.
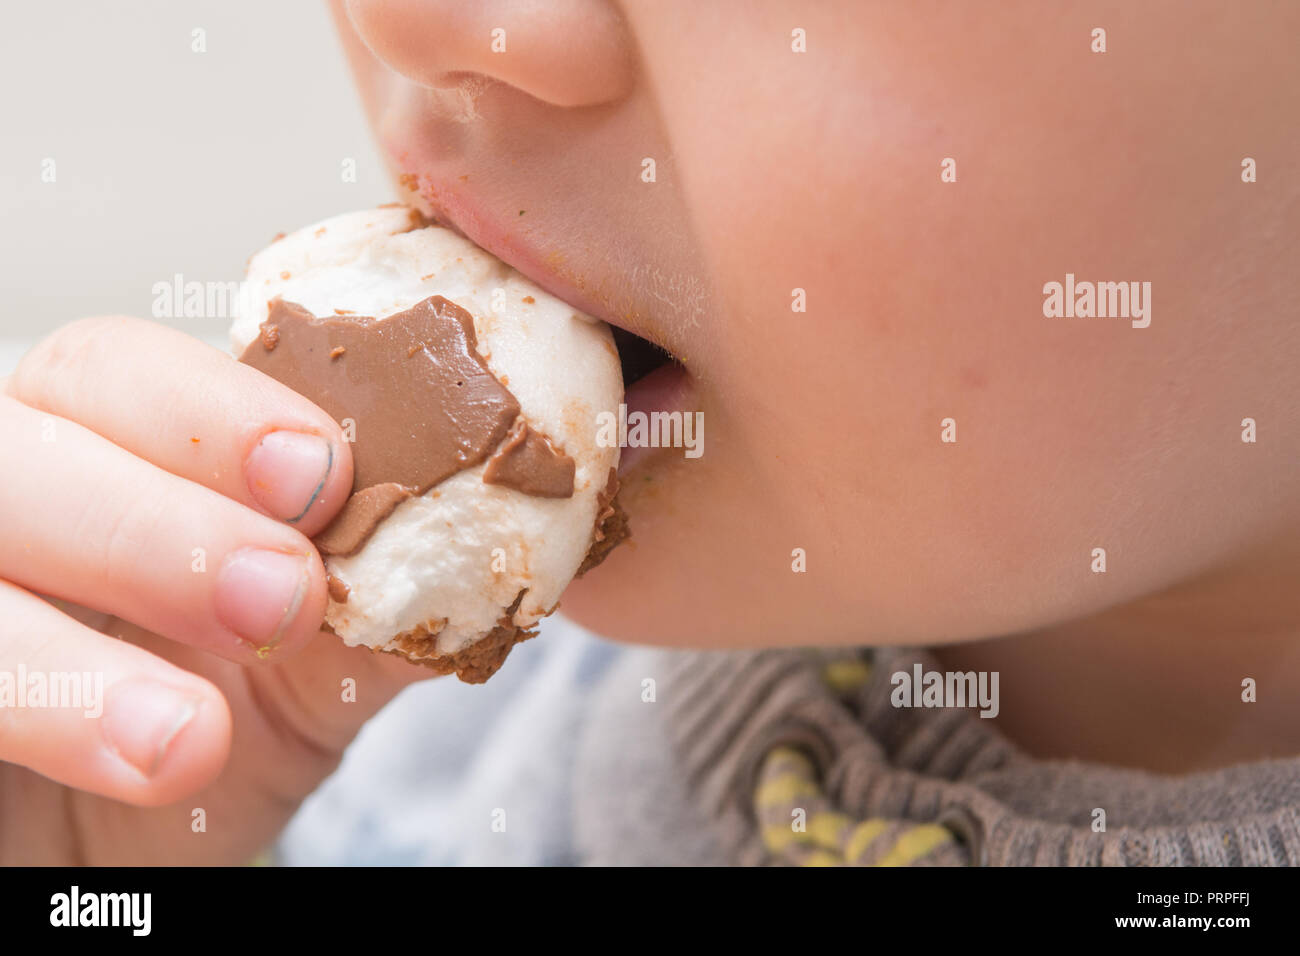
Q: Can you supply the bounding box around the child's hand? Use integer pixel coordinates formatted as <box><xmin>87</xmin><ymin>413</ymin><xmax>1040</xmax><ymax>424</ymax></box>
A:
<box><xmin>0</xmin><ymin>316</ymin><xmax>427</xmax><ymax>864</ymax></box>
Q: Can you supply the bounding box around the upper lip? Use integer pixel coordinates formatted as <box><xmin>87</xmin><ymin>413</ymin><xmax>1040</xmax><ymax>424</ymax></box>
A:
<box><xmin>393</xmin><ymin>162</ymin><xmax>677</xmax><ymax>358</ymax></box>
<box><xmin>401</xmin><ymin>172</ymin><xmax>585</xmax><ymax>309</ymax></box>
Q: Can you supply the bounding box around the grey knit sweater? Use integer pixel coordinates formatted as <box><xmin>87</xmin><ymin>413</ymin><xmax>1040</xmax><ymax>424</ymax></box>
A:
<box><xmin>571</xmin><ymin>644</ymin><xmax>1300</xmax><ymax>865</ymax></box>
<box><xmin>278</xmin><ymin>618</ymin><xmax>1300</xmax><ymax>865</ymax></box>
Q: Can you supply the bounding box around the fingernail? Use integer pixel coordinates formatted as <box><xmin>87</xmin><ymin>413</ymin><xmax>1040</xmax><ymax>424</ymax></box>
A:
<box><xmin>101</xmin><ymin>680</ymin><xmax>201</xmax><ymax>777</ymax></box>
<box><xmin>215</xmin><ymin>548</ymin><xmax>310</xmax><ymax>654</ymax></box>
<box><xmin>245</xmin><ymin>431</ymin><xmax>333</xmax><ymax>523</ymax></box>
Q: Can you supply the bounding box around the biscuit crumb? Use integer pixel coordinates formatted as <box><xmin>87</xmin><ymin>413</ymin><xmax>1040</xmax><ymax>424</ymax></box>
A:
<box><xmin>259</xmin><ymin>322</ymin><xmax>280</xmax><ymax>351</ymax></box>
<box><xmin>384</xmin><ymin>591</ymin><xmax>537</xmax><ymax>683</ymax></box>
<box><xmin>577</xmin><ymin>469</ymin><xmax>630</xmax><ymax>576</ymax></box>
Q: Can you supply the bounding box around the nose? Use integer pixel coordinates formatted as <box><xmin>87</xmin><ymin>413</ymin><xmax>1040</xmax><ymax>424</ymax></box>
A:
<box><xmin>344</xmin><ymin>0</ymin><xmax>636</xmax><ymax>108</ymax></box>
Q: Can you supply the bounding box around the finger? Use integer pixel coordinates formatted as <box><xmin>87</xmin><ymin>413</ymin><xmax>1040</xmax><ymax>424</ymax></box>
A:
<box><xmin>0</xmin><ymin>580</ymin><xmax>231</xmax><ymax>806</ymax></box>
<box><xmin>0</xmin><ymin>395</ymin><xmax>327</xmax><ymax>664</ymax></box>
<box><xmin>5</xmin><ymin>316</ymin><xmax>353</xmax><ymax>536</ymax></box>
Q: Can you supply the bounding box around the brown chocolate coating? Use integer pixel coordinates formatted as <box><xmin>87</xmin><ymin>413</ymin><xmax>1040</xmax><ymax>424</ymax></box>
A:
<box><xmin>244</xmin><ymin>296</ymin><xmax>520</xmax><ymax>490</ymax></box>
<box><xmin>326</xmin><ymin>573</ymin><xmax>351</xmax><ymax>603</ymax></box>
<box><xmin>483</xmin><ymin>417</ymin><xmax>575</xmax><ymax>498</ymax></box>
<box><xmin>314</xmin><ymin>482</ymin><xmax>412</xmax><ymax>556</ymax></box>
<box><xmin>576</xmin><ymin>468</ymin><xmax>630</xmax><ymax>576</ymax></box>
<box><xmin>240</xmin><ymin>295</ymin><xmax>577</xmax><ymax>556</ymax></box>
<box><xmin>384</xmin><ymin>589</ymin><xmax>535</xmax><ymax>683</ymax></box>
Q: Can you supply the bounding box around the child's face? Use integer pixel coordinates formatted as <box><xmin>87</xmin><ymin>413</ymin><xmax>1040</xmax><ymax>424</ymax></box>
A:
<box><xmin>337</xmin><ymin>1</ymin><xmax>1299</xmax><ymax>648</ymax></box>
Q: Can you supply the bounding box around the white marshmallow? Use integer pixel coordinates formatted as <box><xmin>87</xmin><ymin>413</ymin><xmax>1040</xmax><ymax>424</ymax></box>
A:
<box><xmin>231</xmin><ymin>207</ymin><xmax>621</xmax><ymax>659</ymax></box>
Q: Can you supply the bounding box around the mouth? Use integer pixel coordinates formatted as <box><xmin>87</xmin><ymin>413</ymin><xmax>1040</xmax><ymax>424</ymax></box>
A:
<box><xmin>609</xmin><ymin>324</ymin><xmax>677</xmax><ymax>391</ymax></box>
<box><xmin>393</xmin><ymin>167</ymin><xmax>694</xmax><ymax>473</ymax></box>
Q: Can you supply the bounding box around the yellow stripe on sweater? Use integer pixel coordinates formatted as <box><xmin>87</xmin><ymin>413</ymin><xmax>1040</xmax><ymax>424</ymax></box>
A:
<box><xmin>801</xmin><ymin>849</ymin><xmax>843</xmax><ymax>867</ymax></box>
<box><xmin>806</xmin><ymin>812</ymin><xmax>855</xmax><ymax>850</ymax></box>
<box><xmin>822</xmin><ymin>658</ymin><xmax>873</xmax><ymax>694</ymax></box>
<box><xmin>844</xmin><ymin>819</ymin><xmax>891</xmax><ymax>862</ymax></box>
<box><xmin>873</xmin><ymin>824</ymin><xmax>954</xmax><ymax>867</ymax></box>
<box><xmin>761</xmin><ymin>823</ymin><xmax>812</xmax><ymax>852</ymax></box>
<box><xmin>756</xmin><ymin>772</ymin><xmax>822</xmax><ymax>808</ymax></box>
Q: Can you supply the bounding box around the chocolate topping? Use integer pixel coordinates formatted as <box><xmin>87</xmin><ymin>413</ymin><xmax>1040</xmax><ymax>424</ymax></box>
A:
<box><xmin>240</xmin><ymin>295</ymin><xmax>583</xmax><ymax>555</ymax></box>
<box><xmin>483</xmin><ymin>417</ymin><xmax>575</xmax><ymax>498</ymax></box>
<box><xmin>313</xmin><ymin>482</ymin><xmax>413</xmax><ymax>556</ymax></box>
<box><xmin>244</xmin><ymin>296</ymin><xmax>520</xmax><ymax>491</ymax></box>
<box><xmin>326</xmin><ymin>573</ymin><xmax>351</xmax><ymax>603</ymax></box>
<box><xmin>576</xmin><ymin>468</ymin><xmax>630</xmax><ymax>576</ymax></box>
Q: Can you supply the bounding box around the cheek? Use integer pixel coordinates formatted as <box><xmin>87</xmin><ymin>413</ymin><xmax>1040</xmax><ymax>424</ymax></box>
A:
<box><xmin>704</xmin><ymin>289</ymin><xmax>1283</xmax><ymax>647</ymax></box>
<box><xmin>579</xmin><ymin>1</ymin><xmax>1298</xmax><ymax>647</ymax></box>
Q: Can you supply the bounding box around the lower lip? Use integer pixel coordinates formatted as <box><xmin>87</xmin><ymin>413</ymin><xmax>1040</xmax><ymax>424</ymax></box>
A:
<box><xmin>617</xmin><ymin>362</ymin><xmax>696</xmax><ymax>475</ymax></box>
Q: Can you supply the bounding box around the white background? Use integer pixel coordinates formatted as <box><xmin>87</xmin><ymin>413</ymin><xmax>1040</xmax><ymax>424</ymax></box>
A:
<box><xmin>0</xmin><ymin>0</ymin><xmax>392</xmax><ymax>371</ymax></box>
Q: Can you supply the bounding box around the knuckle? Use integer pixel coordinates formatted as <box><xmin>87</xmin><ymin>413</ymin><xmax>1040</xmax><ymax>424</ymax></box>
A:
<box><xmin>85</xmin><ymin>476</ymin><xmax>173</xmax><ymax>599</ymax></box>
<box><xmin>11</xmin><ymin>316</ymin><xmax>138</xmax><ymax>408</ymax></box>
